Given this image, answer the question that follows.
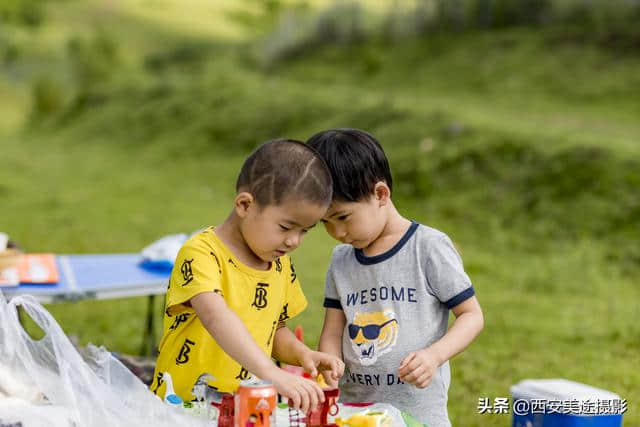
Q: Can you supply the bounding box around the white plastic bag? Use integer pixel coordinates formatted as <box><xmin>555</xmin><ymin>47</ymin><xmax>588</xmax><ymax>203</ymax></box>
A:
<box><xmin>330</xmin><ymin>403</ymin><xmax>408</xmax><ymax>426</ymax></box>
<box><xmin>0</xmin><ymin>398</ymin><xmax>74</xmax><ymax>427</ymax></box>
<box><xmin>0</xmin><ymin>292</ymin><xmax>209</xmax><ymax>427</ymax></box>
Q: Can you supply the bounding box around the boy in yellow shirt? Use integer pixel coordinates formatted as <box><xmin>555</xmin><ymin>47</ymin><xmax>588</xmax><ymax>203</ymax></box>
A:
<box><xmin>150</xmin><ymin>139</ymin><xmax>344</xmax><ymax>414</ymax></box>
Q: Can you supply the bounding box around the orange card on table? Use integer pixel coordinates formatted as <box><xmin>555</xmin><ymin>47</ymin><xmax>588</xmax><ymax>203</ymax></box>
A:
<box><xmin>0</xmin><ymin>266</ymin><xmax>19</xmax><ymax>287</ymax></box>
<box><xmin>17</xmin><ymin>254</ymin><xmax>59</xmax><ymax>284</ymax></box>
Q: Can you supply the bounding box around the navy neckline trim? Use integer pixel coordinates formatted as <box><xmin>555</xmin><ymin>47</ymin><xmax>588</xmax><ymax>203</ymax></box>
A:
<box><xmin>355</xmin><ymin>221</ymin><xmax>419</xmax><ymax>265</ymax></box>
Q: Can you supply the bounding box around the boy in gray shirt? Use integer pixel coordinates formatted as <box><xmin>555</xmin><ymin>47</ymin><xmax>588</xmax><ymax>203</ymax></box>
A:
<box><xmin>307</xmin><ymin>129</ymin><xmax>484</xmax><ymax>426</ymax></box>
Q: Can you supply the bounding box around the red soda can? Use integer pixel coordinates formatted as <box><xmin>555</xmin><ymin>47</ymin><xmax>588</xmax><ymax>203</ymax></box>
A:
<box><xmin>234</xmin><ymin>380</ymin><xmax>277</xmax><ymax>427</ymax></box>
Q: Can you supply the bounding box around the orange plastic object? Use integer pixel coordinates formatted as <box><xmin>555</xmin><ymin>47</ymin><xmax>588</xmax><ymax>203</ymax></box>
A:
<box><xmin>234</xmin><ymin>382</ymin><xmax>277</xmax><ymax>427</ymax></box>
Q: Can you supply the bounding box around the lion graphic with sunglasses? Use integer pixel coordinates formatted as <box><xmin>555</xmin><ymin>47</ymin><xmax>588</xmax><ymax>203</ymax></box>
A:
<box><xmin>348</xmin><ymin>310</ymin><xmax>398</xmax><ymax>366</ymax></box>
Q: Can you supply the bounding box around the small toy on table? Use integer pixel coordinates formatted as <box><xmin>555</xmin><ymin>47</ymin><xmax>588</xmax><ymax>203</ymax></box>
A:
<box><xmin>191</xmin><ymin>373</ymin><xmax>224</xmax><ymax>418</ymax></box>
<box><xmin>216</xmin><ymin>393</ymin><xmax>235</xmax><ymax>426</ymax></box>
<box><xmin>161</xmin><ymin>372</ymin><xmax>183</xmax><ymax>408</ymax></box>
<box><xmin>288</xmin><ymin>375</ymin><xmax>340</xmax><ymax>427</ymax></box>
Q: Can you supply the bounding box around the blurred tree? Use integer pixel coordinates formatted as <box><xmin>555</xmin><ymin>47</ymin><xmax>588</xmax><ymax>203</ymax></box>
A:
<box><xmin>67</xmin><ymin>31</ymin><xmax>120</xmax><ymax>91</ymax></box>
<box><xmin>32</xmin><ymin>77</ymin><xmax>65</xmax><ymax>117</ymax></box>
<box><xmin>227</xmin><ymin>0</ymin><xmax>310</xmax><ymax>36</ymax></box>
<box><xmin>0</xmin><ymin>0</ymin><xmax>45</xmax><ymax>28</ymax></box>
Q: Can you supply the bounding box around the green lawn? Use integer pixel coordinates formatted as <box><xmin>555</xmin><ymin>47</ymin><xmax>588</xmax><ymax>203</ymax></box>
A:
<box><xmin>1</xmin><ymin>1</ymin><xmax>638</xmax><ymax>425</ymax></box>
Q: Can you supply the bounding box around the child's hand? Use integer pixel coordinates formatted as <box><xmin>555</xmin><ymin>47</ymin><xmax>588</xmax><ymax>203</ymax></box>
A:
<box><xmin>397</xmin><ymin>347</ymin><xmax>442</xmax><ymax>389</ymax></box>
<box><xmin>319</xmin><ymin>370</ymin><xmax>340</xmax><ymax>388</ymax></box>
<box><xmin>299</xmin><ymin>350</ymin><xmax>344</xmax><ymax>384</ymax></box>
<box><xmin>265</xmin><ymin>368</ymin><xmax>324</xmax><ymax>414</ymax></box>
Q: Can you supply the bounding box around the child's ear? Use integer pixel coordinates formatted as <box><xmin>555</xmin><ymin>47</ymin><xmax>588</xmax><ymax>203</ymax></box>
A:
<box><xmin>374</xmin><ymin>181</ymin><xmax>390</xmax><ymax>206</ymax></box>
<box><xmin>234</xmin><ymin>192</ymin><xmax>255</xmax><ymax>218</ymax></box>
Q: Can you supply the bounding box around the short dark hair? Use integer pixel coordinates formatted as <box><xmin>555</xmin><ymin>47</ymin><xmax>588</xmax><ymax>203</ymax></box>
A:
<box><xmin>306</xmin><ymin>128</ymin><xmax>392</xmax><ymax>202</ymax></box>
<box><xmin>236</xmin><ymin>139</ymin><xmax>333</xmax><ymax>207</ymax></box>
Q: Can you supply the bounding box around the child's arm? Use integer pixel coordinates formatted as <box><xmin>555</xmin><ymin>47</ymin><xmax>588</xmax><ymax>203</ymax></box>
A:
<box><xmin>317</xmin><ymin>307</ymin><xmax>347</xmax><ymax>387</ymax></box>
<box><xmin>398</xmin><ymin>296</ymin><xmax>483</xmax><ymax>388</ymax></box>
<box><xmin>271</xmin><ymin>323</ymin><xmax>344</xmax><ymax>383</ymax></box>
<box><xmin>190</xmin><ymin>291</ymin><xmax>325</xmax><ymax>413</ymax></box>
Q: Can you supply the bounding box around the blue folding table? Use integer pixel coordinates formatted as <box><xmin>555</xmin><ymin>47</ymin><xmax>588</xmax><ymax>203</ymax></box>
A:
<box><xmin>1</xmin><ymin>254</ymin><xmax>171</xmax><ymax>354</ymax></box>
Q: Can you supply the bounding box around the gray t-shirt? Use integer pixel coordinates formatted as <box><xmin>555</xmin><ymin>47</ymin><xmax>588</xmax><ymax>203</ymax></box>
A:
<box><xmin>323</xmin><ymin>222</ymin><xmax>475</xmax><ymax>426</ymax></box>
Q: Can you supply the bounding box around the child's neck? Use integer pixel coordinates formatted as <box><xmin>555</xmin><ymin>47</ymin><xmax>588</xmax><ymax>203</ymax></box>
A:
<box><xmin>361</xmin><ymin>203</ymin><xmax>412</xmax><ymax>258</ymax></box>
<box><xmin>214</xmin><ymin>214</ymin><xmax>270</xmax><ymax>271</ymax></box>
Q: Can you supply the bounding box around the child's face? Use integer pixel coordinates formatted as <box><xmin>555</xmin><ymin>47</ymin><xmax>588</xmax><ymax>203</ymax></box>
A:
<box><xmin>240</xmin><ymin>198</ymin><xmax>327</xmax><ymax>262</ymax></box>
<box><xmin>321</xmin><ymin>196</ymin><xmax>386</xmax><ymax>249</ymax></box>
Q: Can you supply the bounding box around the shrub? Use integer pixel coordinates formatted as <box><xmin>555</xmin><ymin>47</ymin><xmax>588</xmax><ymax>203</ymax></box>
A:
<box><xmin>31</xmin><ymin>77</ymin><xmax>65</xmax><ymax>117</ymax></box>
<box><xmin>67</xmin><ymin>31</ymin><xmax>120</xmax><ymax>90</ymax></box>
<box><xmin>0</xmin><ymin>0</ymin><xmax>45</xmax><ymax>28</ymax></box>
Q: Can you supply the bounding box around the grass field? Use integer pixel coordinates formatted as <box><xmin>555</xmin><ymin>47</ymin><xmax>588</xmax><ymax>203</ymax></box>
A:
<box><xmin>1</xmin><ymin>1</ymin><xmax>638</xmax><ymax>425</ymax></box>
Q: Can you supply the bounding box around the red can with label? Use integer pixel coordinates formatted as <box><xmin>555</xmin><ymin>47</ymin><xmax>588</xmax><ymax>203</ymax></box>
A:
<box><xmin>234</xmin><ymin>380</ymin><xmax>277</xmax><ymax>427</ymax></box>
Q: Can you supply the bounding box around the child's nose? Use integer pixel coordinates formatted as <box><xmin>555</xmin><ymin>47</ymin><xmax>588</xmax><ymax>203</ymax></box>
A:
<box><xmin>285</xmin><ymin>234</ymin><xmax>299</xmax><ymax>248</ymax></box>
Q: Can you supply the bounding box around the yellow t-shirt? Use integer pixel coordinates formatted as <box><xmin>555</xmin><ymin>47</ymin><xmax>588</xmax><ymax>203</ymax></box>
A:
<box><xmin>150</xmin><ymin>227</ymin><xmax>307</xmax><ymax>400</ymax></box>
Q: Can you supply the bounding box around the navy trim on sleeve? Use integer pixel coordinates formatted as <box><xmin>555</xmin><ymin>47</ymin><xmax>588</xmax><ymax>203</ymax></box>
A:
<box><xmin>355</xmin><ymin>221</ymin><xmax>419</xmax><ymax>265</ymax></box>
<box><xmin>323</xmin><ymin>298</ymin><xmax>343</xmax><ymax>309</ymax></box>
<box><xmin>444</xmin><ymin>286</ymin><xmax>475</xmax><ymax>309</ymax></box>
